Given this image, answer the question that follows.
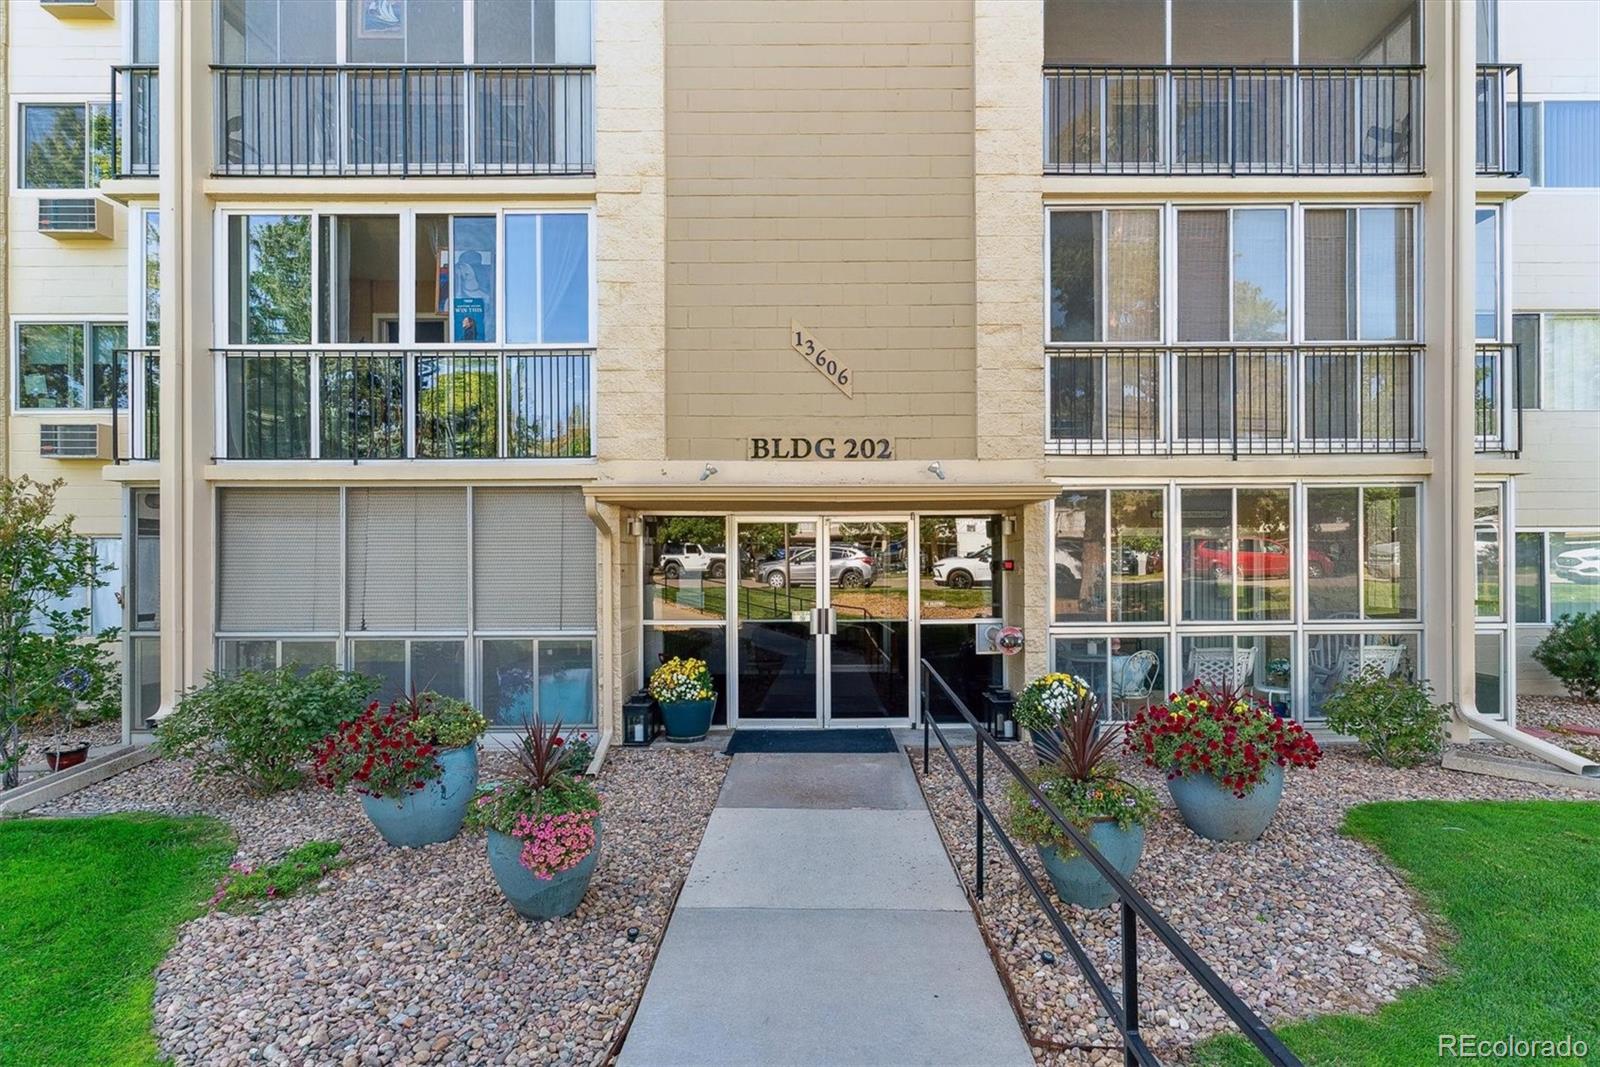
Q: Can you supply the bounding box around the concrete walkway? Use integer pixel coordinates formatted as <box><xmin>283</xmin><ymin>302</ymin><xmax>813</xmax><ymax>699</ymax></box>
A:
<box><xmin>619</xmin><ymin>752</ymin><xmax>1034</xmax><ymax>1067</ymax></box>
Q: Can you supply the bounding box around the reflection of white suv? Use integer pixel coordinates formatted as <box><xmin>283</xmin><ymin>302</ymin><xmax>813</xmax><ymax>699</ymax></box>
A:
<box><xmin>1554</xmin><ymin>545</ymin><xmax>1600</xmax><ymax>584</ymax></box>
<box><xmin>931</xmin><ymin>546</ymin><xmax>992</xmax><ymax>589</ymax></box>
<box><xmin>658</xmin><ymin>542</ymin><xmax>726</xmax><ymax>580</ymax></box>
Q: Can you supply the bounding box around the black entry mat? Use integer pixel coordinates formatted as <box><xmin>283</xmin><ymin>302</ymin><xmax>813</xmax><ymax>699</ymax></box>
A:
<box><xmin>724</xmin><ymin>729</ymin><xmax>899</xmax><ymax>755</ymax></box>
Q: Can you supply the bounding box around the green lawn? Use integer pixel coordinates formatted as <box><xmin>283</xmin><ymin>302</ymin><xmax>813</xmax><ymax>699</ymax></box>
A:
<box><xmin>1198</xmin><ymin>800</ymin><xmax>1600</xmax><ymax>1066</ymax></box>
<box><xmin>0</xmin><ymin>815</ymin><xmax>235</xmax><ymax>1067</ymax></box>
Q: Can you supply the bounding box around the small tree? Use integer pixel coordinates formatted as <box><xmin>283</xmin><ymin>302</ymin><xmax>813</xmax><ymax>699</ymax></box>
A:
<box><xmin>1</xmin><ymin>477</ymin><xmax>121</xmax><ymax>789</ymax></box>
<box><xmin>1532</xmin><ymin>613</ymin><xmax>1600</xmax><ymax>703</ymax></box>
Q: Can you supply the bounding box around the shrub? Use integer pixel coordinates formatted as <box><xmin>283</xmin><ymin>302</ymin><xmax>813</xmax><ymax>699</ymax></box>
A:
<box><xmin>312</xmin><ymin>701</ymin><xmax>443</xmax><ymax>800</ymax></box>
<box><xmin>159</xmin><ymin>667</ymin><xmax>377</xmax><ymax>794</ymax></box>
<box><xmin>1322</xmin><ymin>672</ymin><xmax>1451</xmax><ymax>768</ymax></box>
<box><xmin>210</xmin><ymin>840</ymin><xmax>347</xmax><ymax>911</ymax></box>
<box><xmin>1124</xmin><ymin>681</ymin><xmax>1322</xmax><ymax>797</ymax></box>
<box><xmin>408</xmin><ymin>692</ymin><xmax>489</xmax><ymax>749</ymax></box>
<box><xmin>1533</xmin><ymin>613</ymin><xmax>1600</xmax><ymax>703</ymax></box>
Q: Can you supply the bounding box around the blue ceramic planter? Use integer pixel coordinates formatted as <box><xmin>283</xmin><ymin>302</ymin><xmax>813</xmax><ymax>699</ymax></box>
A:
<box><xmin>1167</xmin><ymin>763</ymin><xmax>1285</xmax><ymax>842</ymax></box>
<box><xmin>660</xmin><ymin>698</ymin><xmax>715</xmax><ymax>742</ymax></box>
<box><xmin>486</xmin><ymin>821</ymin><xmax>602</xmax><ymax>920</ymax></box>
<box><xmin>360</xmin><ymin>744</ymin><xmax>479</xmax><ymax>848</ymax></box>
<box><xmin>1037</xmin><ymin>820</ymin><xmax>1146</xmax><ymax>909</ymax></box>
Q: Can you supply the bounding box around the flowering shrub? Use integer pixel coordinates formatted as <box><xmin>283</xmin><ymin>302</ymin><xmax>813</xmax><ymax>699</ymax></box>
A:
<box><xmin>649</xmin><ymin>657</ymin><xmax>714</xmax><ymax>704</ymax></box>
<box><xmin>408</xmin><ymin>692</ymin><xmax>489</xmax><ymax>750</ymax></box>
<box><xmin>1013</xmin><ymin>673</ymin><xmax>1097</xmax><ymax>735</ymax></box>
<box><xmin>210</xmin><ymin>840</ymin><xmax>346</xmax><ymax>912</ymax></box>
<box><xmin>312</xmin><ymin>702</ymin><xmax>442</xmax><ymax>800</ymax></box>
<box><xmin>1124</xmin><ymin>682</ymin><xmax>1322</xmax><ymax>797</ymax></box>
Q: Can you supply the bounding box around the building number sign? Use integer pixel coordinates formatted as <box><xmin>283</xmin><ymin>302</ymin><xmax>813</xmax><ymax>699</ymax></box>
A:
<box><xmin>790</xmin><ymin>320</ymin><xmax>853</xmax><ymax>398</ymax></box>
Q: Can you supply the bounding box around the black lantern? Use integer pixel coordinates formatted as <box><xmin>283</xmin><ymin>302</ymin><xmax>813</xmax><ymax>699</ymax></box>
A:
<box><xmin>984</xmin><ymin>687</ymin><xmax>1018</xmax><ymax>742</ymax></box>
<box><xmin>622</xmin><ymin>690</ymin><xmax>655</xmax><ymax>747</ymax></box>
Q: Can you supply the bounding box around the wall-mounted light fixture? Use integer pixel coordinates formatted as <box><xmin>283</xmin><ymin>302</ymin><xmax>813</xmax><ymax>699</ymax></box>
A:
<box><xmin>926</xmin><ymin>461</ymin><xmax>945</xmax><ymax>481</ymax></box>
<box><xmin>1003</xmin><ymin>516</ymin><xmax>1017</xmax><ymax>536</ymax></box>
<box><xmin>626</xmin><ymin>518</ymin><xmax>644</xmax><ymax>538</ymax></box>
<box><xmin>699</xmin><ymin>463</ymin><xmax>719</xmax><ymax>482</ymax></box>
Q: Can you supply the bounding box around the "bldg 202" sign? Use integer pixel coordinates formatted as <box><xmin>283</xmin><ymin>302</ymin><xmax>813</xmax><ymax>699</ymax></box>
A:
<box><xmin>748</xmin><ymin>437</ymin><xmax>895</xmax><ymax>460</ymax></box>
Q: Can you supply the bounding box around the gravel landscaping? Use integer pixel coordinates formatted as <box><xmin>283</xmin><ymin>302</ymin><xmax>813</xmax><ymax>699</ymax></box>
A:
<box><xmin>1513</xmin><ymin>695</ymin><xmax>1600</xmax><ymax>763</ymax></box>
<box><xmin>37</xmin><ymin>746</ymin><xmax>729</xmax><ymax>1066</ymax></box>
<box><xmin>911</xmin><ymin>741</ymin><xmax>1599</xmax><ymax>1065</ymax></box>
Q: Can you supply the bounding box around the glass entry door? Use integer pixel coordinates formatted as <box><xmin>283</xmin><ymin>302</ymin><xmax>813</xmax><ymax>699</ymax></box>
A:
<box><xmin>731</xmin><ymin>517</ymin><xmax>912</xmax><ymax>727</ymax></box>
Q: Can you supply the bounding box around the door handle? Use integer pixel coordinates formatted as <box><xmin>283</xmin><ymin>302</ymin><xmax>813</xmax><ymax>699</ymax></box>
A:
<box><xmin>827</xmin><ymin>607</ymin><xmax>838</xmax><ymax>636</ymax></box>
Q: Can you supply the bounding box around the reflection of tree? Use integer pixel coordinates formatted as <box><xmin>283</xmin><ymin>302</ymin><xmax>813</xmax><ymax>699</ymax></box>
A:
<box><xmin>509</xmin><ymin>400</ymin><xmax>591</xmax><ymax>458</ymax></box>
<box><xmin>417</xmin><ymin>365</ymin><xmax>496</xmax><ymax>457</ymax></box>
<box><xmin>248</xmin><ymin>216</ymin><xmax>312</xmax><ymax>344</ymax></box>
<box><xmin>25</xmin><ymin>105</ymin><xmax>113</xmax><ymax>188</ymax></box>
<box><xmin>1232</xmin><ymin>280</ymin><xmax>1286</xmax><ymax>342</ymax></box>
<box><xmin>652</xmin><ymin>517</ymin><xmax>725</xmax><ymax>548</ymax></box>
<box><xmin>143</xmin><ymin>214</ymin><xmax>160</xmax><ymax>345</ymax></box>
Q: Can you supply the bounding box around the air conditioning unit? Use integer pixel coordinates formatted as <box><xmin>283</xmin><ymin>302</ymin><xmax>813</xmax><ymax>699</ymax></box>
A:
<box><xmin>39</xmin><ymin>198</ymin><xmax>114</xmax><ymax>240</ymax></box>
<box><xmin>39</xmin><ymin>423</ymin><xmax>112</xmax><ymax>460</ymax></box>
<box><xmin>40</xmin><ymin>0</ymin><xmax>114</xmax><ymax>19</ymax></box>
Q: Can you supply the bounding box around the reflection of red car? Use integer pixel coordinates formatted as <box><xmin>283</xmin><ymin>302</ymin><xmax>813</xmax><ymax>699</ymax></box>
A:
<box><xmin>1191</xmin><ymin>538</ymin><xmax>1332</xmax><ymax>579</ymax></box>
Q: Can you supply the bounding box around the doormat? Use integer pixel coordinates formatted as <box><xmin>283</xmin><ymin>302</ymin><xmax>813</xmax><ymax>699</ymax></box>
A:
<box><xmin>723</xmin><ymin>729</ymin><xmax>899</xmax><ymax>755</ymax></box>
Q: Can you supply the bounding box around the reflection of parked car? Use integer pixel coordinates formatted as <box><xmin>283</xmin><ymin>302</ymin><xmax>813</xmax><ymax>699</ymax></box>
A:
<box><xmin>659</xmin><ymin>542</ymin><xmax>726</xmax><ymax>580</ymax></box>
<box><xmin>931</xmin><ymin>546</ymin><xmax>991</xmax><ymax>588</ymax></box>
<box><xmin>758</xmin><ymin>546</ymin><xmax>875</xmax><ymax>588</ymax></box>
<box><xmin>1191</xmin><ymin>538</ymin><xmax>1332</xmax><ymax>579</ymax></box>
<box><xmin>1115</xmin><ymin>547</ymin><xmax>1163</xmax><ymax>576</ymax></box>
<box><xmin>1554</xmin><ymin>545</ymin><xmax>1600</xmax><ymax>583</ymax></box>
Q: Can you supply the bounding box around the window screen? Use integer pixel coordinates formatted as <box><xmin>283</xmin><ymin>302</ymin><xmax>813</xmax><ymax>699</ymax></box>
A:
<box><xmin>1177</xmin><ymin>211</ymin><xmax>1228</xmax><ymax>342</ymax></box>
<box><xmin>218</xmin><ymin>488</ymin><xmax>342</xmax><ymax>631</ymax></box>
<box><xmin>473</xmin><ymin>488</ymin><xmax>596</xmax><ymax>630</ymax></box>
<box><xmin>345</xmin><ymin>488</ymin><xmax>468</xmax><ymax>631</ymax></box>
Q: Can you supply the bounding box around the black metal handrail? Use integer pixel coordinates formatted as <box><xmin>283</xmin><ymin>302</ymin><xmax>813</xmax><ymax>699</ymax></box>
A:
<box><xmin>1043</xmin><ymin>65</ymin><xmax>1423</xmax><ymax>175</ymax></box>
<box><xmin>215</xmin><ymin>348</ymin><xmax>593</xmax><ymax>460</ymax></box>
<box><xmin>1046</xmin><ymin>345</ymin><xmax>1424</xmax><ymax>457</ymax></box>
<box><xmin>111</xmin><ymin>64</ymin><xmax>159</xmax><ymax>178</ymax></box>
<box><xmin>1475</xmin><ymin>64</ymin><xmax>1523</xmax><ymax>177</ymax></box>
<box><xmin>211</xmin><ymin>64</ymin><xmax>594</xmax><ymax>177</ymax></box>
<box><xmin>1474</xmin><ymin>341</ymin><xmax>1522</xmax><ymax>455</ymax></box>
<box><xmin>111</xmin><ymin>348</ymin><xmax>159</xmax><ymax>463</ymax></box>
<box><xmin>918</xmin><ymin>660</ymin><xmax>1301</xmax><ymax>1067</ymax></box>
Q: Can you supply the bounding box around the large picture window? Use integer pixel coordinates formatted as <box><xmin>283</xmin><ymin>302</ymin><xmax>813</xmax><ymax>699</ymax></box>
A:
<box><xmin>1515</xmin><ymin>530</ymin><xmax>1600</xmax><ymax>625</ymax></box>
<box><xmin>18</xmin><ymin>102</ymin><xmax>113</xmax><ymax>190</ymax></box>
<box><xmin>14</xmin><ymin>322</ymin><xmax>128</xmax><ymax>411</ymax></box>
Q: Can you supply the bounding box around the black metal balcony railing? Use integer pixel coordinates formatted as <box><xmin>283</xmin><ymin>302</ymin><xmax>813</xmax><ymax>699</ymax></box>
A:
<box><xmin>111</xmin><ymin>65</ymin><xmax>159</xmax><ymax>178</ymax></box>
<box><xmin>212</xmin><ymin>65</ymin><xmax>594</xmax><ymax>177</ymax></box>
<box><xmin>217</xmin><ymin>348</ymin><xmax>593</xmax><ymax>461</ymax></box>
<box><xmin>1475</xmin><ymin>342</ymin><xmax>1522</xmax><ymax>455</ymax></box>
<box><xmin>1046</xmin><ymin>345</ymin><xmax>1423</xmax><ymax>457</ymax></box>
<box><xmin>111</xmin><ymin>348</ymin><xmax>159</xmax><ymax>462</ymax></box>
<box><xmin>1476</xmin><ymin>64</ymin><xmax>1523</xmax><ymax>177</ymax></box>
<box><xmin>1044</xmin><ymin>65</ymin><xmax>1423</xmax><ymax>176</ymax></box>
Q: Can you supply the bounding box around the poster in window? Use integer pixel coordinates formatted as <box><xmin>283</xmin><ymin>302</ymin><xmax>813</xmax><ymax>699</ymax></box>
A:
<box><xmin>453</xmin><ymin>248</ymin><xmax>495</xmax><ymax>342</ymax></box>
<box><xmin>358</xmin><ymin>0</ymin><xmax>405</xmax><ymax>40</ymax></box>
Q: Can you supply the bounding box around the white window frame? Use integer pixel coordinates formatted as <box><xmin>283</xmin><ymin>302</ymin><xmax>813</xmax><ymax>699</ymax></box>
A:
<box><xmin>1514</xmin><ymin>527</ymin><xmax>1600</xmax><ymax>627</ymax></box>
<box><xmin>12</xmin><ymin>98</ymin><xmax>113</xmax><ymax>195</ymax></box>
<box><xmin>10</xmin><ymin>316</ymin><xmax>133</xmax><ymax>414</ymax></box>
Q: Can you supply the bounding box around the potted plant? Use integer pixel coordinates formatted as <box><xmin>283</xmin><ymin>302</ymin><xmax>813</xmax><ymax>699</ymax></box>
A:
<box><xmin>1006</xmin><ymin>690</ymin><xmax>1157</xmax><ymax>908</ymax></box>
<box><xmin>649</xmin><ymin>657</ymin><xmax>716</xmax><ymax>742</ymax></box>
<box><xmin>312</xmin><ymin>694</ymin><xmax>485</xmax><ymax>848</ymax></box>
<box><xmin>1125</xmin><ymin>681</ymin><xmax>1322</xmax><ymax>843</ymax></box>
<box><xmin>41</xmin><ymin>668</ymin><xmax>94</xmax><ymax>771</ymax></box>
<box><xmin>1013</xmin><ymin>672</ymin><xmax>1097</xmax><ymax>764</ymax></box>
<box><xmin>468</xmin><ymin>713</ymin><xmax>602</xmax><ymax>921</ymax></box>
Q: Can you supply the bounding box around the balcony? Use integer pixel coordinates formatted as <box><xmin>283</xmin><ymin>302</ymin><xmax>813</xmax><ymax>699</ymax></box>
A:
<box><xmin>1046</xmin><ymin>345</ymin><xmax>1423</xmax><ymax>457</ymax></box>
<box><xmin>111</xmin><ymin>348</ymin><xmax>159</xmax><ymax>463</ymax></box>
<box><xmin>1474</xmin><ymin>342</ymin><xmax>1521</xmax><ymax>455</ymax></box>
<box><xmin>216</xmin><ymin>349</ymin><xmax>593</xmax><ymax>461</ymax></box>
<box><xmin>1043</xmin><ymin>66</ymin><xmax>1423</xmax><ymax>176</ymax></box>
<box><xmin>111</xmin><ymin>65</ymin><xmax>159</xmax><ymax>178</ymax></box>
<box><xmin>212</xmin><ymin>65</ymin><xmax>594</xmax><ymax>177</ymax></box>
<box><xmin>1476</xmin><ymin>64</ymin><xmax>1523</xmax><ymax>177</ymax></box>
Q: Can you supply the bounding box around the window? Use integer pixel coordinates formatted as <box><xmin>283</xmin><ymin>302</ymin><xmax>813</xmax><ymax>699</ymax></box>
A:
<box><xmin>142</xmin><ymin>210</ymin><xmax>161</xmax><ymax>347</ymax></box>
<box><xmin>131</xmin><ymin>0</ymin><xmax>160</xmax><ymax>64</ymax></box>
<box><xmin>130</xmin><ymin>489</ymin><xmax>160</xmax><ymax>632</ymax></box>
<box><xmin>227</xmin><ymin>214</ymin><xmax>312</xmax><ymax>345</ymax></box>
<box><xmin>1171</xmin><ymin>0</ymin><xmax>1292</xmax><ymax>64</ymax></box>
<box><xmin>1548</xmin><ymin>531</ymin><xmax>1600</xmax><ymax>621</ymax></box>
<box><xmin>1474</xmin><ymin>485</ymin><xmax>1503</xmax><ymax>619</ymax></box>
<box><xmin>1540</xmin><ymin>314</ymin><xmax>1600</xmax><ymax>411</ymax></box>
<box><xmin>318</xmin><ymin>215</ymin><xmax>399</xmax><ymax>344</ymax></box>
<box><xmin>18</xmin><ymin>102</ymin><xmax>112</xmax><ymax>189</ymax></box>
<box><xmin>347</xmin><ymin>0</ymin><xmax>464</xmax><ymax>63</ymax></box>
<box><xmin>30</xmin><ymin>537</ymin><xmax>122</xmax><ymax>636</ymax></box>
<box><xmin>1512</xmin><ymin>312</ymin><xmax>1539</xmax><ymax>409</ymax></box>
<box><xmin>220</xmin><ymin>638</ymin><xmax>337</xmax><ymax>675</ymax></box>
<box><xmin>1516</xmin><ymin>102</ymin><xmax>1541</xmax><ymax>185</ymax></box>
<box><xmin>1544</xmin><ymin>102</ymin><xmax>1600</xmax><ymax>188</ymax></box>
<box><xmin>505</xmin><ymin>212</ymin><xmax>592</xmax><ymax>344</ymax></box>
<box><xmin>1305</xmin><ymin>485</ymin><xmax>1418</xmax><ymax>620</ymax></box>
<box><xmin>476</xmin><ymin>0</ymin><xmax>594</xmax><ymax>64</ymax></box>
<box><xmin>216</xmin><ymin>0</ymin><xmax>336</xmax><ymax>63</ymax></box>
<box><xmin>1180</xmin><ymin>486</ymin><xmax>1293</xmax><ymax>622</ymax></box>
<box><xmin>1053</xmin><ymin>489</ymin><xmax>1165</xmax><ymax>623</ymax></box>
<box><xmin>1514</xmin><ymin>531</ymin><xmax>1545</xmax><ymax>624</ymax></box>
<box><xmin>451</xmin><ymin>216</ymin><xmax>496</xmax><ymax>343</ymax></box>
<box><xmin>1048</xmin><ymin>209</ymin><xmax>1160</xmax><ymax>343</ymax></box>
<box><xmin>1474</xmin><ymin>208</ymin><xmax>1500</xmax><ymax>340</ymax></box>
<box><xmin>1177</xmin><ymin>208</ymin><xmax>1288</xmax><ymax>343</ymax></box>
<box><xmin>1303</xmin><ymin>207</ymin><xmax>1415</xmax><ymax>341</ymax></box>
<box><xmin>1305</xmin><ymin>631</ymin><xmax>1418</xmax><ymax>720</ymax></box>
<box><xmin>15</xmin><ymin>322</ymin><xmax>128</xmax><ymax>410</ymax></box>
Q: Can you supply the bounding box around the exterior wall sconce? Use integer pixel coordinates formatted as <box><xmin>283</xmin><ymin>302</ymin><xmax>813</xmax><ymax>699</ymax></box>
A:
<box><xmin>926</xmin><ymin>461</ymin><xmax>945</xmax><ymax>480</ymax></box>
<box><xmin>700</xmin><ymin>463</ymin><xmax>719</xmax><ymax>482</ymax></box>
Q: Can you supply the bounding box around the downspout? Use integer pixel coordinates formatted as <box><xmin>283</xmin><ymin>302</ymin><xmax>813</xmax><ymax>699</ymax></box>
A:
<box><xmin>584</xmin><ymin>494</ymin><xmax>616</xmax><ymax>765</ymax></box>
